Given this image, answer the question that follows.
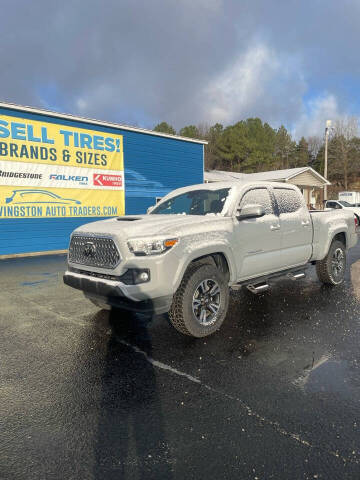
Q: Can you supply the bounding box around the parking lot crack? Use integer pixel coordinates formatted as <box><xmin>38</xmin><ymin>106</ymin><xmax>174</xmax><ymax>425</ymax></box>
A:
<box><xmin>118</xmin><ymin>338</ymin><xmax>359</xmax><ymax>467</ymax></box>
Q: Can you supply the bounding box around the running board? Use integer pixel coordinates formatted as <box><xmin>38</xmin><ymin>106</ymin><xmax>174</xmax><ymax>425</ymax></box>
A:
<box><xmin>287</xmin><ymin>271</ymin><xmax>306</xmax><ymax>281</ymax></box>
<box><xmin>234</xmin><ymin>266</ymin><xmax>308</xmax><ymax>294</ymax></box>
<box><xmin>245</xmin><ymin>270</ymin><xmax>306</xmax><ymax>294</ymax></box>
<box><xmin>246</xmin><ymin>283</ymin><xmax>270</xmax><ymax>294</ymax></box>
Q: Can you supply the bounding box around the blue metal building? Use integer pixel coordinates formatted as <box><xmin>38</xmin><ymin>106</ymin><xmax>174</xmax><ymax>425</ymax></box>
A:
<box><xmin>0</xmin><ymin>103</ymin><xmax>205</xmax><ymax>256</ymax></box>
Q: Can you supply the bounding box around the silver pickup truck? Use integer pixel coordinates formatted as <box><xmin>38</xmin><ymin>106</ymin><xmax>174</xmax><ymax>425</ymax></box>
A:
<box><xmin>64</xmin><ymin>181</ymin><xmax>358</xmax><ymax>337</ymax></box>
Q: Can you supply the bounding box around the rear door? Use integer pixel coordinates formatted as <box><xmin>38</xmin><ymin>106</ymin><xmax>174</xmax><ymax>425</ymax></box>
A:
<box><xmin>272</xmin><ymin>187</ymin><xmax>312</xmax><ymax>267</ymax></box>
<box><xmin>234</xmin><ymin>187</ymin><xmax>282</xmax><ymax>280</ymax></box>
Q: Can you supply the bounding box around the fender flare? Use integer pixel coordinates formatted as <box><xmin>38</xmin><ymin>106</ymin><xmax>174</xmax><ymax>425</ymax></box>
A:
<box><xmin>173</xmin><ymin>244</ymin><xmax>237</xmax><ymax>291</ymax></box>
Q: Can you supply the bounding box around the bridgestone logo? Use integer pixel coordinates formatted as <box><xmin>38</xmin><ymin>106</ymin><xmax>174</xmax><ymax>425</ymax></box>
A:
<box><xmin>0</xmin><ymin>170</ymin><xmax>43</xmax><ymax>179</ymax></box>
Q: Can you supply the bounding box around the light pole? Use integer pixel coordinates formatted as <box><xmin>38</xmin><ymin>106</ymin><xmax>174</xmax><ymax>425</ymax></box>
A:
<box><xmin>324</xmin><ymin>119</ymin><xmax>332</xmax><ymax>202</ymax></box>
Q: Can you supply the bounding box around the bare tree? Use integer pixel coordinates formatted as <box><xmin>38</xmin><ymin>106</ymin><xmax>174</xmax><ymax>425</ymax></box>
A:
<box><xmin>197</xmin><ymin>122</ymin><xmax>210</xmax><ymax>139</ymax></box>
<box><xmin>307</xmin><ymin>135</ymin><xmax>323</xmax><ymax>162</ymax></box>
<box><xmin>330</xmin><ymin>116</ymin><xmax>358</xmax><ymax>189</ymax></box>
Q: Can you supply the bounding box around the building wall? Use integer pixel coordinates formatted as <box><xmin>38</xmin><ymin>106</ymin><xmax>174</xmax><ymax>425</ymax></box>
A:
<box><xmin>287</xmin><ymin>171</ymin><xmax>324</xmax><ymax>187</ymax></box>
<box><xmin>0</xmin><ymin>106</ymin><xmax>204</xmax><ymax>255</ymax></box>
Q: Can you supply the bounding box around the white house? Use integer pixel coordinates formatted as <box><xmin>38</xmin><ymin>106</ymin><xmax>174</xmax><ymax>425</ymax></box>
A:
<box><xmin>204</xmin><ymin>167</ymin><xmax>330</xmax><ymax>208</ymax></box>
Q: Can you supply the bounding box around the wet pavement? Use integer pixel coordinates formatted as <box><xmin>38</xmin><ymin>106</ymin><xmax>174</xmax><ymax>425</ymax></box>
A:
<box><xmin>1</xmin><ymin>240</ymin><xmax>360</xmax><ymax>479</ymax></box>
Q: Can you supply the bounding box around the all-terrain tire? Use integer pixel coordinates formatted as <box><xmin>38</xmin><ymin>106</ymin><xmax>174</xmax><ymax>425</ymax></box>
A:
<box><xmin>316</xmin><ymin>239</ymin><xmax>346</xmax><ymax>285</ymax></box>
<box><xmin>169</xmin><ymin>263</ymin><xmax>229</xmax><ymax>337</ymax></box>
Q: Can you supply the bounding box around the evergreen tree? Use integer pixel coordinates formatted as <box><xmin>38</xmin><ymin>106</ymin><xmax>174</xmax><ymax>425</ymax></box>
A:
<box><xmin>215</xmin><ymin>118</ymin><xmax>276</xmax><ymax>172</ymax></box>
<box><xmin>274</xmin><ymin>126</ymin><xmax>295</xmax><ymax>169</ymax></box>
<box><xmin>153</xmin><ymin>122</ymin><xmax>176</xmax><ymax>135</ymax></box>
<box><xmin>179</xmin><ymin>125</ymin><xmax>200</xmax><ymax>138</ymax></box>
<box><xmin>204</xmin><ymin>123</ymin><xmax>223</xmax><ymax>169</ymax></box>
<box><xmin>292</xmin><ymin>137</ymin><xmax>310</xmax><ymax>168</ymax></box>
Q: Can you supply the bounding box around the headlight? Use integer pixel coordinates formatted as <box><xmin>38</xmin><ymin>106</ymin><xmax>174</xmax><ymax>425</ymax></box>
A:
<box><xmin>128</xmin><ymin>237</ymin><xmax>179</xmax><ymax>256</ymax></box>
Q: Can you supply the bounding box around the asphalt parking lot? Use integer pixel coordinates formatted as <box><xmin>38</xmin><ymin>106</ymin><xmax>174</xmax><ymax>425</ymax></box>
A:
<box><xmin>1</xmin><ymin>240</ymin><xmax>360</xmax><ymax>480</ymax></box>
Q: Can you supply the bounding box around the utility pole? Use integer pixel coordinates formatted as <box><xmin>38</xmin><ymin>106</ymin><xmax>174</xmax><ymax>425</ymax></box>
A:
<box><xmin>324</xmin><ymin>119</ymin><xmax>332</xmax><ymax>201</ymax></box>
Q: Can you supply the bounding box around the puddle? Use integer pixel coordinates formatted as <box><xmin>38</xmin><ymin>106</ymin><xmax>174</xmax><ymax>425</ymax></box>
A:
<box><xmin>21</xmin><ymin>272</ymin><xmax>59</xmax><ymax>286</ymax></box>
<box><xmin>294</xmin><ymin>355</ymin><xmax>354</xmax><ymax>399</ymax></box>
<box><xmin>21</xmin><ymin>279</ymin><xmax>49</xmax><ymax>286</ymax></box>
<box><xmin>306</xmin><ymin>360</ymin><xmax>353</xmax><ymax>398</ymax></box>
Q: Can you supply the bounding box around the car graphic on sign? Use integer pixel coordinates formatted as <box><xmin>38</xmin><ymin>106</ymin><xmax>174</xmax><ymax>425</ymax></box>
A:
<box><xmin>124</xmin><ymin>169</ymin><xmax>170</xmax><ymax>197</ymax></box>
<box><xmin>5</xmin><ymin>189</ymin><xmax>81</xmax><ymax>205</ymax></box>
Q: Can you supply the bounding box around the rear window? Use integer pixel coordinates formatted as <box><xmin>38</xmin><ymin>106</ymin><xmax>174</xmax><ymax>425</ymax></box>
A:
<box><xmin>274</xmin><ymin>188</ymin><xmax>302</xmax><ymax>214</ymax></box>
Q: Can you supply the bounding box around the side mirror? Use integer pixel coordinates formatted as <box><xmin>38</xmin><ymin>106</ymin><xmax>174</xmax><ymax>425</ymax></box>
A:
<box><xmin>236</xmin><ymin>204</ymin><xmax>265</xmax><ymax>220</ymax></box>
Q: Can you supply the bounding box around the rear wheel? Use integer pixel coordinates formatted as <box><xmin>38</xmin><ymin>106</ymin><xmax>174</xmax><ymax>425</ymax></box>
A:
<box><xmin>169</xmin><ymin>263</ymin><xmax>229</xmax><ymax>337</ymax></box>
<box><xmin>316</xmin><ymin>240</ymin><xmax>346</xmax><ymax>285</ymax></box>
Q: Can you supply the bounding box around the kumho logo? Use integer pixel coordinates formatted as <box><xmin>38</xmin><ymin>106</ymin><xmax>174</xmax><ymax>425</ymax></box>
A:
<box><xmin>93</xmin><ymin>173</ymin><xmax>123</xmax><ymax>187</ymax></box>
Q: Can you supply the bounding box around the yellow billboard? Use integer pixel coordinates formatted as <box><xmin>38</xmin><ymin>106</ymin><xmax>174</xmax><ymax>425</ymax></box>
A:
<box><xmin>0</xmin><ymin>185</ymin><xmax>124</xmax><ymax>218</ymax></box>
<box><xmin>0</xmin><ymin>113</ymin><xmax>123</xmax><ymax>170</ymax></box>
<box><xmin>0</xmin><ymin>113</ymin><xmax>124</xmax><ymax>218</ymax></box>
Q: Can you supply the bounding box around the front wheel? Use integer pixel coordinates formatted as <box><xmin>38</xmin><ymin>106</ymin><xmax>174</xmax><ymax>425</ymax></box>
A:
<box><xmin>169</xmin><ymin>263</ymin><xmax>229</xmax><ymax>337</ymax></box>
<box><xmin>316</xmin><ymin>240</ymin><xmax>346</xmax><ymax>285</ymax></box>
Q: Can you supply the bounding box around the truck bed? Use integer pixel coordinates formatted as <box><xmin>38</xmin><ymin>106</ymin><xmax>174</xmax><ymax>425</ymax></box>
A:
<box><xmin>310</xmin><ymin>209</ymin><xmax>357</xmax><ymax>261</ymax></box>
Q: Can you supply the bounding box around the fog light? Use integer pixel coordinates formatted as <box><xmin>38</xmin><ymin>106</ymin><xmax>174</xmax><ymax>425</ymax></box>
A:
<box><xmin>120</xmin><ymin>268</ymin><xmax>151</xmax><ymax>285</ymax></box>
<box><xmin>138</xmin><ymin>271</ymin><xmax>149</xmax><ymax>283</ymax></box>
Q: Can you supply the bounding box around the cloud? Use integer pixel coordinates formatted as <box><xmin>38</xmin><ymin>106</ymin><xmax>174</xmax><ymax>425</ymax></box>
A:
<box><xmin>201</xmin><ymin>43</ymin><xmax>306</xmax><ymax>127</ymax></box>
<box><xmin>1</xmin><ymin>0</ymin><xmax>360</xmax><ymax>135</ymax></box>
<box><xmin>293</xmin><ymin>94</ymin><xmax>341</xmax><ymax>139</ymax></box>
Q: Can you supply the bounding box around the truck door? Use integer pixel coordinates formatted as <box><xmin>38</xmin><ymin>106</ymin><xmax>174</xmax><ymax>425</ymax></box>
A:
<box><xmin>235</xmin><ymin>187</ymin><xmax>282</xmax><ymax>280</ymax></box>
<box><xmin>272</xmin><ymin>187</ymin><xmax>312</xmax><ymax>267</ymax></box>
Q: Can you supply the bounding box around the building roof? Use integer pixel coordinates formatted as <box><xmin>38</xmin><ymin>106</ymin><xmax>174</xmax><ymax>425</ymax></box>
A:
<box><xmin>0</xmin><ymin>101</ymin><xmax>208</xmax><ymax>145</ymax></box>
<box><xmin>204</xmin><ymin>167</ymin><xmax>330</xmax><ymax>186</ymax></box>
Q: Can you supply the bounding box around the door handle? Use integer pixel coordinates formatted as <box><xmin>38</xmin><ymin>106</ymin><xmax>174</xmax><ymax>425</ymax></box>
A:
<box><xmin>270</xmin><ymin>224</ymin><xmax>280</xmax><ymax>231</ymax></box>
<box><xmin>301</xmin><ymin>220</ymin><xmax>310</xmax><ymax>226</ymax></box>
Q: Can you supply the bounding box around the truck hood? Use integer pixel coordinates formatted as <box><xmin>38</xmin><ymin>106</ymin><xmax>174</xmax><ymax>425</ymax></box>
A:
<box><xmin>74</xmin><ymin>214</ymin><xmax>231</xmax><ymax>239</ymax></box>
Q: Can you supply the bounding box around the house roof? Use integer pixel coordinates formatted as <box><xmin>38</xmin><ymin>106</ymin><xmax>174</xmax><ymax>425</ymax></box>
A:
<box><xmin>204</xmin><ymin>167</ymin><xmax>330</xmax><ymax>186</ymax></box>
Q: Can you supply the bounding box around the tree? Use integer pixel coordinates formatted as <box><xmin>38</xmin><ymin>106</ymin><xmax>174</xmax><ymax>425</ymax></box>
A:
<box><xmin>202</xmin><ymin>123</ymin><xmax>223</xmax><ymax>170</ymax></box>
<box><xmin>215</xmin><ymin>118</ymin><xmax>276</xmax><ymax>173</ymax></box>
<box><xmin>274</xmin><ymin>126</ymin><xmax>295</xmax><ymax>169</ymax></box>
<box><xmin>328</xmin><ymin>117</ymin><xmax>359</xmax><ymax>189</ymax></box>
<box><xmin>307</xmin><ymin>136</ymin><xmax>323</xmax><ymax>167</ymax></box>
<box><xmin>153</xmin><ymin>122</ymin><xmax>176</xmax><ymax>135</ymax></box>
<box><xmin>291</xmin><ymin>137</ymin><xmax>310</xmax><ymax>168</ymax></box>
<box><xmin>179</xmin><ymin>125</ymin><xmax>200</xmax><ymax>139</ymax></box>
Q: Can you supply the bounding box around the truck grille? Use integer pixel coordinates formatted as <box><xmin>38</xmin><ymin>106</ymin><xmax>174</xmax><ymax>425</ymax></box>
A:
<box><xmin>68</xmin><ymin>235</ymin><xmax>120</xmax><ymax>269</ymax></box>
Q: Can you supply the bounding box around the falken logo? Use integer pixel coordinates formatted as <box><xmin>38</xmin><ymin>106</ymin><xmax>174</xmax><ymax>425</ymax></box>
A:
<box><xmin>49</xmin><ymin>174</ymin><xmax>88</xmax><ymax>185</ymax></box>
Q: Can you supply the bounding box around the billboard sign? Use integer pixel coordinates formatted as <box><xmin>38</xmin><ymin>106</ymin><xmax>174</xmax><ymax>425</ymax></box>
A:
<box><xmin>0</xmin><ymin>113</ymin><xmax>124</xmax><ymax>218</ymax></box>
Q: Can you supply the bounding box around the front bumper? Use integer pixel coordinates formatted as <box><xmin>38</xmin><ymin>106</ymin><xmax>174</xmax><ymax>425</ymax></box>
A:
<box><xmin>63</xmin><ymin>271</ymin><xmax>173</xmax><ymax>315</ymax></box>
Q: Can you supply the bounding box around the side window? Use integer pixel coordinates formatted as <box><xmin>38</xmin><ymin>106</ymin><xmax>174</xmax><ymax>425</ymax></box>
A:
<box><xmin>239</xmin><ymin>188</ymin><xmax>273</xmax><ymax>215</ymax></box>
<box><xmin>274</xmin><ymin>188</ymin><xmax>302</xmax><ymax>214</ymax></box>
<box><xmin>155</xmin><ymin>195</ymin><xmax>192</xmax><ymax>214</ymax></box>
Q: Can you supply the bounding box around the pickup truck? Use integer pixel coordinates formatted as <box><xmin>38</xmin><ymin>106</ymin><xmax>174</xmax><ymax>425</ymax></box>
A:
<box><xmin>325</xmin><ymin>199</ymin><xmax>360</xmax><ymax>223</ymax></box>
<box><xmin>64</xmin><ymin>181</ymin><xmax>358</xmax><ymax>337</ymax></box>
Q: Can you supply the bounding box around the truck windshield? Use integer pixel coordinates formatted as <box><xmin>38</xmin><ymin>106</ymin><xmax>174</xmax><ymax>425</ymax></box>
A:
<box><xmin>339</xmin><ymin>201</ymin><xmax>352</xmax><ymax>207</ymax></box>
<box><xmin>150</xmin><ymin>188</ymin><xmax>230</xmax><ymax>216</ymax></box>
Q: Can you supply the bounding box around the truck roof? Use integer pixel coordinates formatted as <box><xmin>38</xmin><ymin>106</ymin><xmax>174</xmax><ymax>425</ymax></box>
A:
<box><xmin>173</xmin><ymin>180</ymin><xmax>298</xmax><ymax>193</ymax></box>
<box><xmin>158</xmin><ymin>181</ymin><xmax>299</xmax><ymax>203</ymax></box>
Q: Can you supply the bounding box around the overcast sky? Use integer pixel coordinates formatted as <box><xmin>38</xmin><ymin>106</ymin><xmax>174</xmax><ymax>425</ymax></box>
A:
<box><xmin>2</xmin><ymin>0</ymin><xmax>360</xmax><ymax>138</ymax></box>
